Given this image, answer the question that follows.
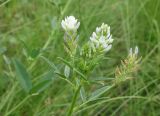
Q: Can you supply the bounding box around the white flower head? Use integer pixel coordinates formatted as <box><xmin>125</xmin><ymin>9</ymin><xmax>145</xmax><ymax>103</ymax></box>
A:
<box><xmin>89</xmin><ymin>23</ymin><xmax>113</xmax><ymax>52</ymax></box>
<box><xmin>61</xmin><ymin>16</ymin><xmax>80</xmax><ymax>32</ymax></box>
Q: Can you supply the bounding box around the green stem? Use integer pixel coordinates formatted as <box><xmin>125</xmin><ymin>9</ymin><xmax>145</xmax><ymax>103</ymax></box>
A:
<box><xmin>61</xmin><ymin>0</ymin><xmax>73</xmax><ymax>16</ymax></box>
<box><xmin>67</xmin><ymin>85</ymin><xmax>81</xmax><ymax>116</ymax></box>
<box><xmin>28</xmin><ymin>30</ymin><xmax>55</xmax><ymax>71</ymax></box>
<box><xmin>0</xmin><ymin>0</ymin><xmax>11</xmax><ymax>7</ymax></box>
<box><xmin>42</xmin><ymin>31</ymin><xmax>55</xmax><ymax>51</ymax></box>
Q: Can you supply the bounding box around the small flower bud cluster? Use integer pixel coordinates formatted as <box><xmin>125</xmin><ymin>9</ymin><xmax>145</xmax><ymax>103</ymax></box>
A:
<box><xmin>129</xmin><ymin>46</ymin><xmax>139</xmax><ymax>58</ymax></box>
<box><xmin>127</xmin><ymin>46</ymin><xmax>140</xmax><ymax>65</ymax></box>
<box><xmin>115</xmin><ymin>46</ymin><xmax>141</xmax><ymax>84</ymax></box>
<box><xmin>90</xmin><ymin>23</ymin><xmax>114</xmax><ymax>52</ymax></box>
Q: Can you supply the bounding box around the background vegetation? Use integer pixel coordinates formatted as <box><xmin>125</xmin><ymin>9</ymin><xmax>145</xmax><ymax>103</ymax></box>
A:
<box><xmin>0</xmin><ymin>0</ymin><xmax>160</xmax><ymax>115</ymax></box>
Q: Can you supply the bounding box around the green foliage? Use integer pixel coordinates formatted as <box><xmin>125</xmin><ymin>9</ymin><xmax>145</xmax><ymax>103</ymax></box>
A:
<box><xmin>89</xmin><ymin>85</ymin><xmax>113</xmax><ymax>101</ymax></box>
<box><xmin>13</xmin><ymin>58</ymin><xmax>32</xmax><ymax>93</ymax></box>
<box><xmin>31</xmin><ymin>70</ymin><xmax>55</xmax><ymax>94</ymax></box>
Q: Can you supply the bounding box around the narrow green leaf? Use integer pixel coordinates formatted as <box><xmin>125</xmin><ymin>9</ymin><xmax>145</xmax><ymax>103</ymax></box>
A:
<box><xmin>92</xmin><ymin>77</ymin><xmax>114</xmax><ymax>81</ymax></box>
<box><xmin>55</xmin><ymin>72</ymin><xmax>67</xmax><ymax>79</ymax></box>
<box><xmin>73</xmin><ymin>68</ymin><xmax>87</xmax><ymax>81</ymax></box>
<box><xmin>58</xmin><ymin>57</ymin><xmax>87</xmax><ymax>81</ymax></box>
<box><xmin>80</xmin><ymin>86</ymin><xmax>87</xmax><ymax>102</ymax></box>
<box><xmin>75</xmin><ymin>78</ymin><xmax>86</xmax><ymax>102</ymax></box>
<box><xmin>31</xmin><ymin>70</ymin><xmax>54</xmax><ymax>94</ymax></box>
<box><xmin>57</xmin><ymin>57</ymin><xmax>72</xmax><ymax>68</ymax></box>
<box><xmin>64</xmin><ymin>65</ymin><xmax>70</xmax><ymax>78</ymax></box>
<box><xmin>40</xmin><ymin>56</ymin><xmax>58</xmax><ymax>71</ymax></box>
<box><xmin>89</xmin><ymin>85</ymin><xmax>113</xmax><ymax>100</ymax></box>
<box><xmin>13</xmin><ymin>59</ymin><xmax>32</xmax><ymax>93</ymax></box>
<box><xmin>55</xmin><ymin>72</ymin><xmax>74</xmax><ymax>87</ymax></box>
<box><xmin>3</xmin><ymin>55</ymin><xmax>11</xmax><ymax>65</ymax></box>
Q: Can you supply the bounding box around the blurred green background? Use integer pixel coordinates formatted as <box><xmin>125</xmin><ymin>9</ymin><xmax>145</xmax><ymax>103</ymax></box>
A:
<box><xmin>0</xmin><ymin>0</ymin><xmax>160</xmax><ymax>115</ymax></box>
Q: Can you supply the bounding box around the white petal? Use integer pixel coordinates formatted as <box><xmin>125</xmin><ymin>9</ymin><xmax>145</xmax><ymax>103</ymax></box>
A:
<box><xmin>129</xmin><ymin>48</ymin><xmax>133</xmax><ymax>56</ymax></box>
<box><xmin>104</xmin><ymin>44</ymin><xmax>112</xmax><ymax>52</ymax></box>
<box><xmin>99</xmin><ymin>36</ymin><xmax>105</xmax><ymax>44</ymax></box>
<box><xmin>90</xmin><ymin>37</ymin><xmax>95</xmax><ymax>41</ymax></box>
<box><xmin>135</xmin><ymin>46</ymin><xmax>139</xmax><ymax>55</ymax></box>
<box><xmin>76</xmin><ymin>22</ymin><xmax>80</xmax><ymax>29</ymax></box>
<box><xmin>108</xmin><ymin>36</ymin><xmax>114</xmax><ymax>43</ymax></box>
<box><xmin>92</xmin><ymin>32</ymin><xmax>97</xmax><ymax>38</ymax></box>
<box><xmin>102</xmin><ymin>42</ymin><xmax>108</xmax><ymax>48</ymax></box>
<box><xmin>96</xmin><ymin>27</ymin><xmax>101</xmax><ymax>33</ymax></box>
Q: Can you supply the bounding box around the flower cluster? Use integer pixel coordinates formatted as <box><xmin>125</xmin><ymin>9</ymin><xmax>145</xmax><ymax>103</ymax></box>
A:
<box><xmin>90</xmin><ymin>23</ymin><xmax>114</xmax><ymax>52</ymax></box>
<box><xmin>61</xmin><ymin>16</ymin><xmax>113</xmax><ymax>57</ymax></box>
<box><xmin>80</xmin><ymin>23</ymin><xmax>114</xmax><ymax>59</ymax></box>
<box><xmin>115</xmin><ymin>46</ymin><xmax>141</xmax><ymax>84</ymax></box>
<box><xmin>61</xmin><ymin>16</ymin><xmax>80</xmax><ymax>33</ymax></box>
<box><xmin>61</xmin><ymin>16</ymin><xmax>80</xmax><ymax>56</ymax></box>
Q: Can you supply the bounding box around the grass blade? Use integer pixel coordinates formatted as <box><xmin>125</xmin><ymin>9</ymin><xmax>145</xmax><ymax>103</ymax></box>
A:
<box><xmin>89</xmin><ymin>85</ymin><xmax>114</xmax><ymax>101</ymax></box>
